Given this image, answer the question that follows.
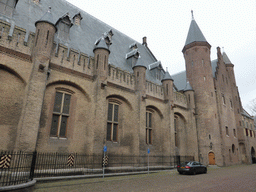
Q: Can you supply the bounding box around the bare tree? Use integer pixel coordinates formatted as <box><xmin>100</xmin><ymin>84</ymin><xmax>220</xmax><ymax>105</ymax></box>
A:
<box><xmin>249</xmin><ymin>98</ymin><xmax>256</xmax><ymax>116</ymax></box>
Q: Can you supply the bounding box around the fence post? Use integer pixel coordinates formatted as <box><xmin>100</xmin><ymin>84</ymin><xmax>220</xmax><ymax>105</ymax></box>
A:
<box><xmin>29</xmin><ymin>151</ymin><xmax>37</xmax><ymax>180</ymax></box>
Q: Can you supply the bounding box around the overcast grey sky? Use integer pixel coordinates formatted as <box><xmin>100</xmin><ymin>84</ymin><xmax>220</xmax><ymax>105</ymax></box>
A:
<box><xmin>67</xmin><ymin>0</ymin><xmax>256</xmax><ymax>114</ymax></box>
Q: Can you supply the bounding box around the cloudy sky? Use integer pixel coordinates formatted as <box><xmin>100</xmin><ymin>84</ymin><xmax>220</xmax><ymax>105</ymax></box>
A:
<box><xmin>66</xmin><ymin>0</ymin><xmax>256</xmax><ymax>114</ymax></box>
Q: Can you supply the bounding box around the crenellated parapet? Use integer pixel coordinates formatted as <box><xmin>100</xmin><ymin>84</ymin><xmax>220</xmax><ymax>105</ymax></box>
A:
<box><xmin>173</xmin><ymin>91</ymin><xmax>188</xmax><ymax>108</ymax></box>
<box><xmin>146</xmin><ymin>80</ymin><xmax>164</xmax><ymax>100</ymax></box>
<box><xmin>107</xmin><ymin>64</ymin><xmax>135</xmax><ymax>90</ymax></box>
<box><xmin>0</xmin><ymin>20</ymin><xmax>34</xmax><ymax>58</ymax></box>
<box><xmin>51</xmin><ymin>43</ymin><xmax>94</xmax><ymax>77</ymax></box>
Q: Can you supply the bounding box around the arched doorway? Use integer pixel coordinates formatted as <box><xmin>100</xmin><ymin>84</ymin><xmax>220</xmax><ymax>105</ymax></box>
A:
<box><xmin>208</xmin><ymin>152</ymin><xmax>215</xmax><ymax>165</ymax></box>
<box><xmin>251</xmin><ymin>147</ymin><xmax>256</xmax><ymax>164</ymax></box>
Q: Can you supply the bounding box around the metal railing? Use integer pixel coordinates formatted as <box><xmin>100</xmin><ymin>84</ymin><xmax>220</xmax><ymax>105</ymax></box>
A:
<box><xmin>0</xmin><ymin>151</ymin><xmax>194</xmax><ymax>186</ymax></box>
<box><xmin>0</xmin><ymin>151</ymin><xmax>33</xmax><ymax>187</ymax></box>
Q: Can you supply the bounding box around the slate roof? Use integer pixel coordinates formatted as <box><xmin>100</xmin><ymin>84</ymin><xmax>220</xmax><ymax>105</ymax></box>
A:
<box><xmin>133</xmin><ymin>57</ymin><xmax>147</xmax><ymax>69</ymax></box>
<box><xmin>242</xmin><ymin>109</ymin><xmax>254</xmax><ymax>120</ymax></box>
<box><xmin>211</xmin><ymin>59</ymin><xmax>218</xmax><ymax>78</ymax></box>
<box><xmin>35</xmin><ymin>7</ymin><xmax>55</xmax><ymax>27</ymax></box>
<box><xmin>185</xmin><ymin>18</ymin><xmax>207</xmax><ymax>46</ymax></box>
<box><xmin>148</xmin><ymin>61</ymin><xmax>163</xmax><ymax>70</ymax></box>
<box><xmin>183</xmin><ymin>81</ymin><xmax>193</xmax><ymax>91</ymax></box>
<box><xmin>223</xmin><ymin>52</ymin><xmax>232</xmax><ymax>64</ymax></box>
<box><xmin>161</xmin><ymin>71</ymin><xmax>173</xmax><ymax>82</ymax></box>
<box><xmin>172</xmin><ymin>71</ymin><xmax>187</xmax><ymax>91</ymax></box>
<box><xmin>2</xmin><ymin>0</ymin><xmax>160</xmax><ymax>83</ymax></box>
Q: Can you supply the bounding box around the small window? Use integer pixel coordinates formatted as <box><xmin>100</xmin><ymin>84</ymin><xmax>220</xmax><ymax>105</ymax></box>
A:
<box><xmin>146</xmin><ymin>111</ymin><xmax>153</xmax><ymax>145</ymax></box>
<box><xmin>222</xmin><ymin>95</ymin><xmax>226</xmax><ymax>105</ymax></box>
<box><xmin>230</xmin><ymin>99</ymin><xmax>233</xmax><ymax>108</ymax></box>
<box><xmin>225</xmin><ymin>126</ymin><xmax>229</xmax><ymax>136</ymax></box>
<box><xmin>50</xmin><ymin>92</ymin><xmax>71</xmax><ymax>138</ymax></box>
<box><xmin>233</xmin><ymin>129</ymin><xmax>236</xmax><ymax>137</ymax></box>
<box><xmin>232</xmin><ymin>144</ymin><xmax>235</xmax><ymax>153</ymax></box>
<box><xmin>57</xmin><ymin>17</ymin><xmax>72</xmax><ymax>40</ymax></box>
<box><xmin>245</xmin><ymin>129</ymin><xmax>248</xmax><ymax>136</ymax></box>
<box><xmin>107</xmin><ymin>103</ymin><xmax>119</xmax><ymax>142</ymax></box>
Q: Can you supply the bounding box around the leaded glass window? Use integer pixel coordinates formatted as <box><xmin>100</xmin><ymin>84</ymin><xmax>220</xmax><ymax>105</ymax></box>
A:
<box><xmin>107</xmin><ymin>103</ymin><xmax>119</xmax><ymax>141</ymax></box>
<box><xmin>50</xmin><ymin>91</ymin><xmax>71</xmax><ymax>138</ymax></box>
<box><xmin>146</xmin><ymin>111</ymin><xmax>152</xmax><ymax>144</ymax></box>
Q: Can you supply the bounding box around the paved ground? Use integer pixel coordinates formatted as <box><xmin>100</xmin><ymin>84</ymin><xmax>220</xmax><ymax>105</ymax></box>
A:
<box><xmin>34</xmin><ymin>164</ymin><xmax>256</xmax><ymax>192</ymax></box>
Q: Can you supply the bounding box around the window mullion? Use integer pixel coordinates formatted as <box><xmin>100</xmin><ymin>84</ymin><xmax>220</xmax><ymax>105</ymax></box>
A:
<box><xmin>57</xmin><ymin>115</ymin><xmax>62</xmax><ymax>137</ymax></box>
<box><xmin>112</xmin><ymin>104</ymin><xmax>115</xmax><ymax>140</ymax></box>
<box><xmin>58</xmin><ymin>93</ymin><xmax>65</xmax><ymax>137</ymax></box>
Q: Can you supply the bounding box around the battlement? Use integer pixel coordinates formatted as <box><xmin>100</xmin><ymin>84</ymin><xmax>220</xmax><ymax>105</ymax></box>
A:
<box><xmin>146</xmin><ymin>80</ymin><xmax>164</xmax><ymax>100</ymax></box>
<box><xmin>0</xmin><ymin>20</ymin><xmax>34</xmax><ymax>57</ymax></box>
<box><xmin>174</xmin><ymin>91</ymin><xmax>188</xmax><ymax>108</ymax></box>
<box><xmin>108</xmin><ymin>64</ymin><xmax>135</xmax><ymax>90</ymax></box>
<box><xmin>51</xmin><ymin>43</ymin><xmax>94</xmax><ymax>77</ymax></box>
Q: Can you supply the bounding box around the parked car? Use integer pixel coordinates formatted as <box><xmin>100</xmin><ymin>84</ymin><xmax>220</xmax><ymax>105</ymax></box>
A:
<box><xmin>177</xmin><ymin>161</ymin><xmax>207</xmax><ymax>175</ymax></box>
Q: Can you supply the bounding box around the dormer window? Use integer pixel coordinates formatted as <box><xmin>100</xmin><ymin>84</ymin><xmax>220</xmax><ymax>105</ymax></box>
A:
<box><xmin>56</xmin><ymin>14</ymin><xmax>73</xmax><ymax>41</ymax></box>
<box><xmin>126</xmin><ymin>49</ymin><xmax>140</xmax><ymax>68</ymax></box>
<box><xmin>129</xmin><ymin>42</ymin><xmax>138</xmax><ymax>50</ymax></box>
<box><xmin>73</xmin><ymin>13</ymin><xmax>83</xmax><ymax>26</ymax></box>
<box><xmin>0</xmin><ymin>0</ymin><xmax>18</xmax><ymax>17</ymax></box>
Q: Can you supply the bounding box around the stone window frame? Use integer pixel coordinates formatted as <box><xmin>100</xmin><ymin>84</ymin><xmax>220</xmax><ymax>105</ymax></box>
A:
<box><xmin>106</xmin><ymin>102</ymin><xmax>119</xmax><ymax>142</ymax></box>
<box><xmin>50</xmin><ymin>90</ymin><xmax>73</xmax><ymax>138</ymax></box>
<box><xmin>146</xmin><ymin>110</ymin><xmax>153</xmax><ymax>145</ymax></box>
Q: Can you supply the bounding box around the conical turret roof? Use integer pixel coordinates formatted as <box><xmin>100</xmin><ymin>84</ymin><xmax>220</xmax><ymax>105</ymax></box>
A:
<box><xmin>161</xmin><ymin>70</ymin><xmax>173</xmax><ymax>82</ymax></box>
<box><xmin>133</xmin><ymin>57</ymin><xmax>147</xmax><ymax>69</ymax></box>
<box><xmin>35</xmin><ymin>7</ymin><xmax>55</xmax><ymax>27</ymax></box>
<box><xmin>185</xmin><ymin>14</ymin><xmax>207</xmax><ymax>46</ymax></box>
<box><xmin>93</xmin><ymin>37</ymin><xmax>109</xmax><ymax>52</ymax></box>
<box><xmin>183</xmin><ymin>81</ymin><xmax>193</xmax><ymax>91</ymax></box>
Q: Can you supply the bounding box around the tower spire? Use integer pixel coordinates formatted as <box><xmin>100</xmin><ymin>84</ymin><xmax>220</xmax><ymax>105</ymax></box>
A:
<box><xmin>191</xmin><ymin>10</ymin><xmax>194</xmax><ymax>20</ymax></box>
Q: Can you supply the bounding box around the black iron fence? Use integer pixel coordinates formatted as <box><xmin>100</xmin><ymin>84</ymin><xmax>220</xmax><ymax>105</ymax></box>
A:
<box><xmin>0</xmin><ymin>151</ymin><xmax>33</xmax><ymax>187</ymax></box>
<box><xmin>0</xmin><ymin>151</ymin><xmax>194</xmax><ymax>187</ymax></box>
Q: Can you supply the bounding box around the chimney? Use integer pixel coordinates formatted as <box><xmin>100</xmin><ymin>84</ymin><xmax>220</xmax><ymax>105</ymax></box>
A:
<box><xmin>142</xmin><ymin>36</ymin><xmax>147</xmax><ymax>47</ymax></box>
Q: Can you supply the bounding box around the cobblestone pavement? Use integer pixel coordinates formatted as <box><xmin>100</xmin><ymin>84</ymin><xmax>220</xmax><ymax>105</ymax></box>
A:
<box><xmin>34</xmin><ymin>164</ymin><xmax>256</xmax><ymax>192</ymax></box>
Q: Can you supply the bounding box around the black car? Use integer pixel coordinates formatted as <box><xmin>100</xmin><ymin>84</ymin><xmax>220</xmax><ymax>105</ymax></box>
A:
<box><xmin>177</xmin><ymin>161</ymin><xmax>207</xmax><ymax>175</ymax></box>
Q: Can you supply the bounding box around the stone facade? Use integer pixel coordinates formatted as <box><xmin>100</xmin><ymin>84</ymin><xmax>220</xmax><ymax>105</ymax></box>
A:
<box><xmin>0</xmin><ymin>0</ymin><xmax>255</xmax><ymax>166</ymax></box>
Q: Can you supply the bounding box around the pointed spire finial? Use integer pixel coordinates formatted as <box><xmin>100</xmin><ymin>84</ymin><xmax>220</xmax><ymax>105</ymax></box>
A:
<box><xmin>48</xmin><ymin>6</ymin><xmax>51</xmax><ymax>13</ymax></box>
<box><xmin>191</xmin><ymin>10</ymin><xmax>194</xmax><ymax>20</ymax></box>
<box><xmin>166</xmin><ymin>67</ymin><xmax>168</xmax><ymax>72</ymax></box>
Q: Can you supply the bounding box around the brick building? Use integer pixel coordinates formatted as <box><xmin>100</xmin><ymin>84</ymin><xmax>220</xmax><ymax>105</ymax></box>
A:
<box><xmin>0</xmin><ymin>0</ymin><xmax>255</xmax><ymax>166</ymax></box>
